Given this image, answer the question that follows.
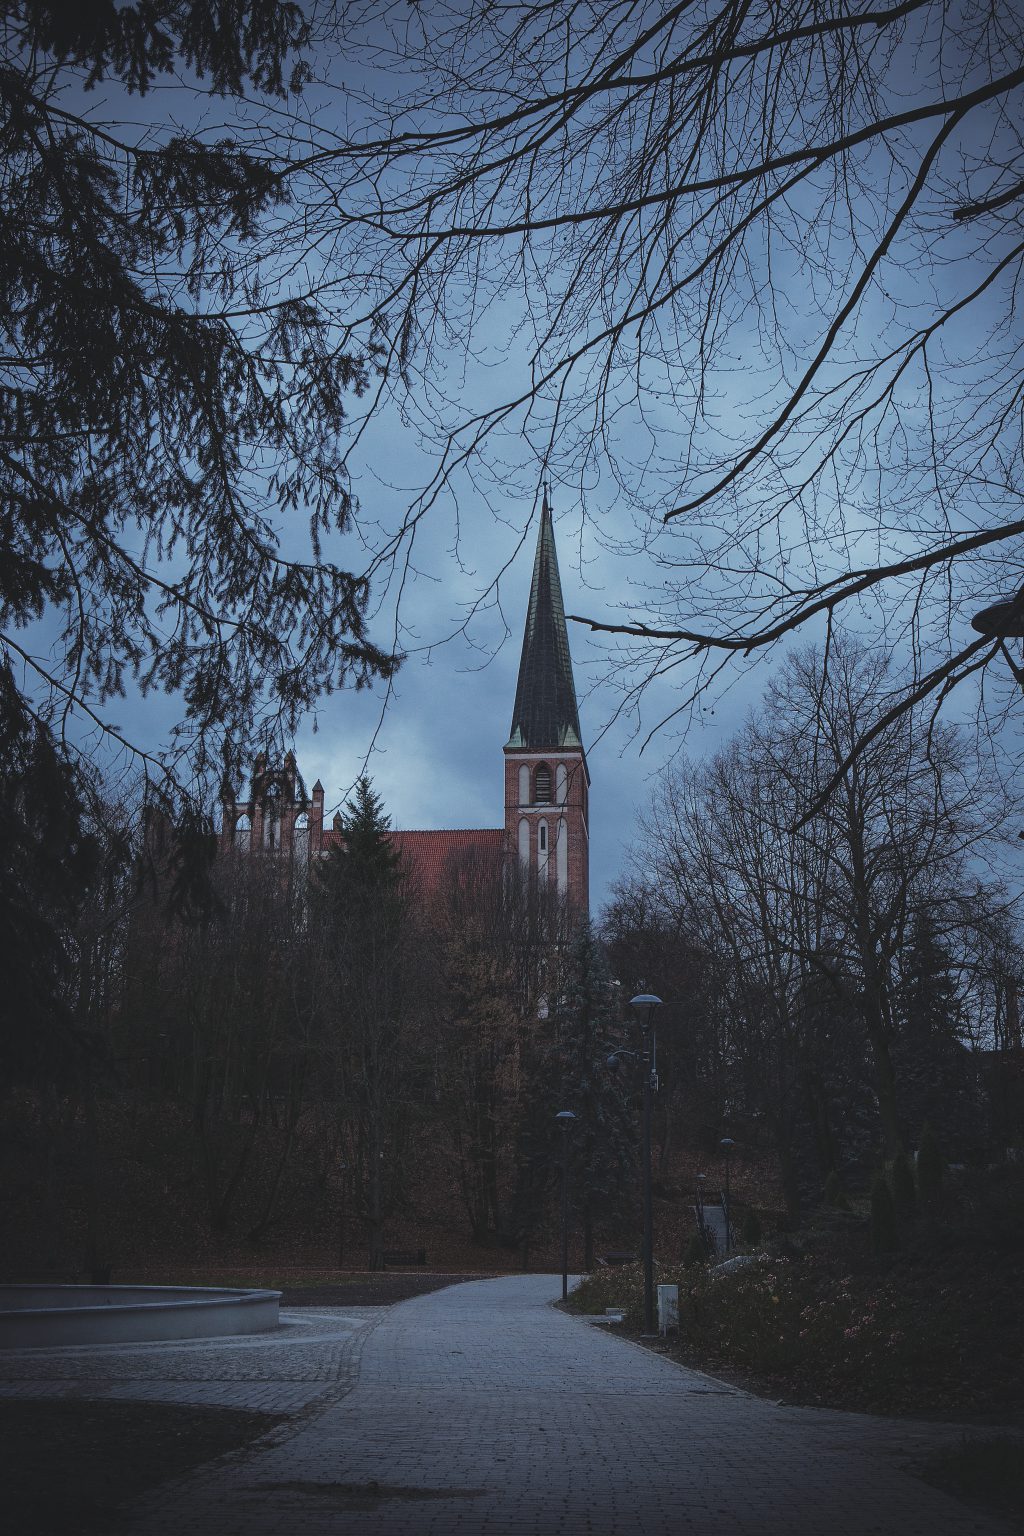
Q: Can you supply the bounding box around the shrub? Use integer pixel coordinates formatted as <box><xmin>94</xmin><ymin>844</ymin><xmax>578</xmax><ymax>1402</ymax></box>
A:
<box><xmin>891</xmin><ymin>1152</ymin><xmax>917</xmax><ymax>1223</ymax></box>
<box><xmin>562</xmin><ymin>1261</ymin><xmax>679</xmax><ymax>1330</ymax></box>
<box><xmin>871</xmin><ymin>1172</ymin><xmax>899</xmax><ymax>1254</ymax></box>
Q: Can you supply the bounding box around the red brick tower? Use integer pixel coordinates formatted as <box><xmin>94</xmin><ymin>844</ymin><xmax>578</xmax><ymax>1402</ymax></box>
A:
<box><xmin>504</xmin><ymin>494</ymin><xmax>590</xmax><ymax>916</ymax></box>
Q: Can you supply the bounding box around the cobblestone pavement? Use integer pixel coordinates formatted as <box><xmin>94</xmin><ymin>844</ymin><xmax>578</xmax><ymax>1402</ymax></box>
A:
<box><xmin>0</xmin><ymin>1308</ymin><xmax>388</xmax><ymax>1414</ymax></box>
<box><xmin>1</xmin><ymin>1277</ymin><xmax>1014</xmax><ymax>1534</ymax></box>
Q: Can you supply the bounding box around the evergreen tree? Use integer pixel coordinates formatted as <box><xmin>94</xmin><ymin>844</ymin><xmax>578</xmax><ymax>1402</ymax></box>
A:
<box><xmin>2</xmin><ymin>4</ymin><xmax>393</xmax><ymax>789</ymax></box>
<box><xmin>314</xmin><ymin>777</ymin><xmax>427</xmax><ymax>1269</ymax></box>
<box><xmin>893</xmin><ymin>914</ymin><xmax>978</xmax><ymax>1158</ymax></box>
<box><xmin>0</xmin><ymin>664</ymin><xmax>101</xmax><ymax>1082</ymax></box>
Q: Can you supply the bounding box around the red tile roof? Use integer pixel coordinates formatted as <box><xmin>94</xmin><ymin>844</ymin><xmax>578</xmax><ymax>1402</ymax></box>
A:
<box><xmin>321</xmin><ymin>827</ymin><xmax>505</xmax><ymax>899</ymax></box>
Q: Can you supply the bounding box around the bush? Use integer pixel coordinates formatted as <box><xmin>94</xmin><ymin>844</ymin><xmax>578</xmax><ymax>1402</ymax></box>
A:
<box><xmin>561</xmin><ymin>1261</ymin><xmax>683</xmax><ymax>1330</ymax></box>
<box><xmin>891</xmin><ymin>1153</ymin><xmax>917</xmax><ymax>1223</ymax></box>
<box><xmin>871</xmin><ymin>1172</ymin><xmax>899</xmax><ymax>1254</ymax></box>
<box><xmin>679</xmin><ymin>1252</ymin><xmax>804</xmax><ymax>1374</ymax></box>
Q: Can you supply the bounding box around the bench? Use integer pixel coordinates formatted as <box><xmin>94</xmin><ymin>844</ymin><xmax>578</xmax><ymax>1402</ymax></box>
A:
<box><xmin>382</xmin><ymin>1249</ymin><xmax>427</xmax><ymax>1267</ymax></box>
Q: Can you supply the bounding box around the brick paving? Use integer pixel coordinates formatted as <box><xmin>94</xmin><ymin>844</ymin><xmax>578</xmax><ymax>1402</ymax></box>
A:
<box><xmin>1</xmin><ymin>1276</ymin><xmax>1015</xmax><ymax>1534</ymax></box>
<box><xmin>0</xmin><ymin>1308</ymin><xmax>387</xmax><ymax>1415</ymax></box>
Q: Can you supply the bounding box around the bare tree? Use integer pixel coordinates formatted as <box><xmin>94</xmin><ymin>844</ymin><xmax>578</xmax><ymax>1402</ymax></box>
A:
<box><xmin>761</xmin><ymin>640</ymin><xmax>1010</xmax><ymax>1150</ymax></box>
<box><xmin>637</xmin><ymin>736</ymin><xmax>850</xmax><ymax>1213</ymax></box>
<box><xmin>287</xmin><ymin>1</ymin><xmax>1024</xmax><ymax>741</ymax></box>
<box><xmin>631</xmin><ymin>635</ymin><xmax>1016</xmax><ymax>1187</ymax></box>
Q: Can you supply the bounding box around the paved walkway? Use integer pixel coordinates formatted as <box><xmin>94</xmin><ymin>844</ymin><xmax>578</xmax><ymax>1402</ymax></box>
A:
<box><xmin>1</xmin><ymin>1276</ymin><xmax>1014</xmax><ymax>1534</ymax></box>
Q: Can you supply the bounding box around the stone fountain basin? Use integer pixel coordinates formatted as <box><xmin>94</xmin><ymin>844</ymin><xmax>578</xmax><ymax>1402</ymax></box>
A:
<box><xmin>0</xmin><ymin>1285</ymin><xmax>281</xmax><ymax>1348</ymax></box>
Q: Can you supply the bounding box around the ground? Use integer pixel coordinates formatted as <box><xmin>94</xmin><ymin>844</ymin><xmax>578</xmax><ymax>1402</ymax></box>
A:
<box><xmin>1</xmin><ymin>1274</ymin><xmax>1021</xmax><ymax>1535</ymax></box>
<box><xmin>1</xmin><ymin>1399</ymin><xmax>288</xmax><ymax>1535</ymax></box>
<box><xmin>0</xmin><ymin>1272</ymin><xmax>460</xmax><ymax>1535</ymax></box>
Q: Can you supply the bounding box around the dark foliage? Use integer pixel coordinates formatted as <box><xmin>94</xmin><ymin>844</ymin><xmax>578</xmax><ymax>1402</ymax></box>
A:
<box><xmin>916</xmin><ymin>1122</ymin><xmax>946</xmax><ymax>1210</ymax></box>
<box><xmin>0</xmin><ymin>3</ymin><xmax>398</xmax><ymax>1074</ymax></box>
<box><xmin>540</xmin><ymin>924</ymin><xmax>637</xmax><ymax>1267</ymax></box>
<box><xmin>0</xmin><ymin>661</ymin><xmax>103</xmax><ymax>1081</ymax></box>
<box><xmin>314</xmin><ymin>777</ymin><xmax>427</xmax><ymax>1268</ymax></box>
<box><xmin>740</xmin><ymin>1208</ymin><xmax>763</xmax><ymax>1247</ymax></box>
<box><xmin>823</xmin><ymin>1171</ymin><xmax>850</xmax><ymax>1212</ymax></box>
<box><xmin>870</xmin><ymin>1173</ymin><xmax>898</xmax><ymax>1255</ymax></box>
<box><xmin>891</xmin><ymin>1153</ymin><xmax>917</xmax><ymax>1225</ymax></box>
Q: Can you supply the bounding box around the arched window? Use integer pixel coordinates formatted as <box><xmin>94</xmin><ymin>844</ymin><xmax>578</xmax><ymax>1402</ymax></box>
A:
<box><xmin>556</xmin><ymin>818</ymin><xmax>568</xmax><ymax>893</ymax></box>
<box><xmin>518</xmin><ymin>817</ymin><xmax>530</xmax><ymax>866</ymax></box>
<box><xmin>556</xmin><ymin>763</ymin><xmax>568</xmax><ymax>803</ymax></box>
<box><xmin>518</xmin><ymin>764</ymin><xmax>530</xmax><ymax>805</ymax></box>
<box><xmin>538</xmin><ymin>819</ymin><xmax>549</xmax><ymax>877</ymax></box>
<box><xmin>534</xmin><ymin>763</ymin><xmax>552</xmax><ymax>803</ymax></box>
<box><xmin>234</xmin><ymin>814</ymin><xmax>251</xmax><ymax>852</ymax></box>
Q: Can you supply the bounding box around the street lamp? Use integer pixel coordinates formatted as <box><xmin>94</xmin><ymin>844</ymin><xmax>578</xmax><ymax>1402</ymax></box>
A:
<box><xmin>338</xmin><ymin>1158</ymin><xmax>349</xmax><ymax>1268</ymax></box>
<box><xmin>555</xmin><ymin>1111</ymin><xmax>577</xmax><ymax>1300</ymax></box>
<box><xmin>720</xmin><ymin>1138</ymin><xmax>735</xmax><ymax>1254</ymax></box>
<box><xmin>629</xmin><ymin>993</ymin><xmax>663</xmax><ymax>1335</ymax></box>
<box><xmin>972</xmin><ymin>594</ymin><xmax>1024</xmax><ymax>695</ymax></box>
<box><xmin>972</xmin><ymin>597</ymin><xmax>1024</xmax><ymax>640</ymax></box>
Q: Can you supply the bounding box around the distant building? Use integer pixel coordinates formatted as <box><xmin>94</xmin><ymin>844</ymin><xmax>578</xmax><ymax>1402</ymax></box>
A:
<box><xmin>220</xmin><ymin>497</ymin><xmax>590</xmax><ymax>915</ymax></box>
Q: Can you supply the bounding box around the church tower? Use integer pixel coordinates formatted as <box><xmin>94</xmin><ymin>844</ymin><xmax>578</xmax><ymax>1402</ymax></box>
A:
<box><xmin>504</xmin><ymin>495</ymin><xmax>590</xmax><ymax>915</ymax></box>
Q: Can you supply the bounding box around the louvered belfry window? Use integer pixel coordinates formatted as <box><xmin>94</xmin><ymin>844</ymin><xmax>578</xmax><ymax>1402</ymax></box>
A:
<box><xmin>534</xmin><ymin>763</ymin><xmax>552</xmax><ymax>803</ymax></box>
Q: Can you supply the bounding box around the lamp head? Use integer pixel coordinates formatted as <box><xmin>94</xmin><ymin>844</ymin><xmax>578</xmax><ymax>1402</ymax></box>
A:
<box><xmin>555</xmin><ymin>1110</ymin><xmax>577</xmax><ymax>1127</ymax></box>
<box><xmin>720</xmin><ymin>1137</ymin><xmax>735</xmax><ymax>1151</ymax></box>
<box><xmin>629</xmin><ymin>993</ymin><xmax>663</xmax><ymax>1011</ymax></box>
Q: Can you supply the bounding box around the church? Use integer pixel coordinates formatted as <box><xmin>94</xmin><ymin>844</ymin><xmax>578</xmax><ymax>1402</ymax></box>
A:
<box><xmin>221</xmin><ymin>498</ymin><xmax>591</xmax><ymax>916</ymax></box>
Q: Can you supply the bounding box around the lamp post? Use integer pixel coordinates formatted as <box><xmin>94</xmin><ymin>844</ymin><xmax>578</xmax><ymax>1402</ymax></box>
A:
<box><xmin>338</xmin><ymin>1158</ymin><xmax>349</xmax><ymax>1268</ymax></box>
<box><xmin>720</xmin><ymin>1138</ymin><xmax>735</xmax><ymax>1254</ymax></box>
<box><xmin>629</xmin><ymin>993</ymin><xmax>663</xmax><ymax>1335</ymax></box>
<box><xmin>555</xmin><ymin>1111</ymin><xmax>577</xmax><ymax>1300</ymax></box>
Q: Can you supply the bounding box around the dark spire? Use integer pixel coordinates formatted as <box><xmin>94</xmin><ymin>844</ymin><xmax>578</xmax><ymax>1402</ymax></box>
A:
<box><xmin>507</xmin><ymin>492</ymin><xmax>583</xmax><ymax>750</ymax></box>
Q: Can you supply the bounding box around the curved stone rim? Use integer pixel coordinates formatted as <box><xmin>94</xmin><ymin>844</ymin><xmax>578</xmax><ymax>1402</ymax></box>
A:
<box><xmin>0</xmin><ymin>1285</ymin><xmax>282</xmax><ymax>1349</ymax></box>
